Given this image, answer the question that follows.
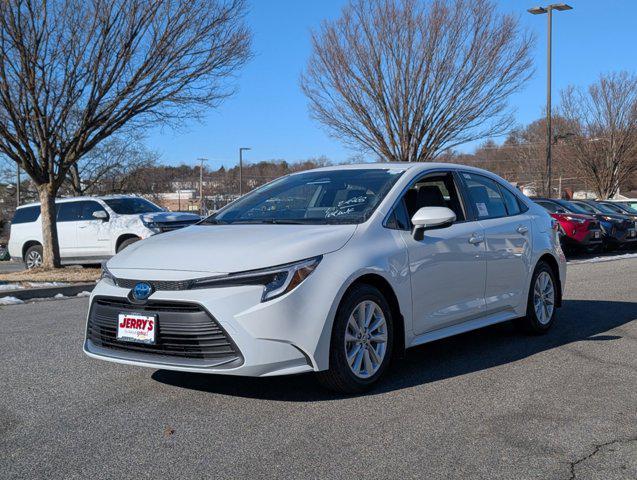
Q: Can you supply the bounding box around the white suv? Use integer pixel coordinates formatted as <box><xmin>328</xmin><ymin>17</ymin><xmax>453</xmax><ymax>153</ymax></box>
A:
<box><xmin>9</xmin><ymin>195</ymin><xmax>200</xmax><ymax>268</ymax></box>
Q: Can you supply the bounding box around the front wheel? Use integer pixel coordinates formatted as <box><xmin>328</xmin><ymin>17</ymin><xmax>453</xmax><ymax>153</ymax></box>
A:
<box><xmin>316</xmin><ymin>284</ymin><xmax>393</xmax><ymax>394</ymax></box>
<box><xmin>516</xmin><ymin>261</ymin><xmax>557</xmax><ymax>334</ymax></box>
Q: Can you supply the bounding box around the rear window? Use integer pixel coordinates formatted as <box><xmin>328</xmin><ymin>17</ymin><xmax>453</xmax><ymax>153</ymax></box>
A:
<box><xmin>12</xmin><ymin>206</ymin><xmax>41</xmax><ymax>224</ymax></box>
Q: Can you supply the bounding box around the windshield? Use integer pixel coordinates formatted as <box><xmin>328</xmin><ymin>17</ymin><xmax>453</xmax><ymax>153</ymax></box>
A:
<box><xmin>594</xmin><ymin>202</ymin><xmax>622</xmax><ymax>215</ymax></box>
<box><xmin>104</xmin><ymin>198</ymin><xmax>163</xmax><ymax>215</ymax></box>
<box><xmin>559</xmin><ymin>200</ymin><xmax>592</xmax><ymax>215</ymax></box>
<box><xmin>617</xmin><ymin>202</ymin><xmax>637</xmax><ymax>214</ymax></box>
<box><xmin>204</xmin><ymin>168</ymin><xmax>403</xmax><ymax>225</ymax></box>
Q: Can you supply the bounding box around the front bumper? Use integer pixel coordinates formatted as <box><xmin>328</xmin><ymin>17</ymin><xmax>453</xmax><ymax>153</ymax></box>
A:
<box><xmin>83</xmin><ymin>261</ymin><xmax>344</xmax><ymax>377</ymax></box>
<box><xmin>605</xmin><ymin>227</ymin><xmax>637</xmax><ymax>245</ymax></box>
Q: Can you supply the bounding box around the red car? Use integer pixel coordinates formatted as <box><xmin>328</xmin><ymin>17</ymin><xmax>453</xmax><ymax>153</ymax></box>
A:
<box><xmin>534</xmin><ymin>199</ymin><xmax>603</xmax><ymax>253</ymax></box>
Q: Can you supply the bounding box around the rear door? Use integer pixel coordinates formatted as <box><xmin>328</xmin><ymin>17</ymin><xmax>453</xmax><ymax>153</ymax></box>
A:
<box><xmin>459</xmin><ymin>172</ymin><xmax>533</xmax><ymax>315</ymax></box>
<box><xmin>55</xmin><ymin>202</ymin><xmax>82</xmax><ymax>258</ymax></box>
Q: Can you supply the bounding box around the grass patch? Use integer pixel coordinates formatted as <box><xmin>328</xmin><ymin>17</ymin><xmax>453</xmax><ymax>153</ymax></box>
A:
<box><xmin>0</xmin><ymin>266</ymin><xmax>100</xmax><ymax>283</ymax></box>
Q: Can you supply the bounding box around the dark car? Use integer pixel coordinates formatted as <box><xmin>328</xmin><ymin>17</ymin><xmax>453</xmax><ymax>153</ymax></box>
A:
<box><xmin>533</xmin><ymin>199</ymin><xmax>602</xmax><ymax>253</ymax></box>
<box><xmin>596</xmin><ymin>200</ymin><xmax>637</xmax><ymax>221</ymax></box>
<box><xmin>535</xmin><ymin>198</ymin><xmax>636</xmax><ymax>251</ymax></box>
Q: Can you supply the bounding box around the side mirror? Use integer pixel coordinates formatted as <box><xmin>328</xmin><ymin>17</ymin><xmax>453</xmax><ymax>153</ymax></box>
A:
<box><xmin>411</xmin><ymin>206</ymin><xmax>456</xmax><ymax>240</ymax></box>
<box><xmin>92</xmin><ymin>210</ymin><xmax>109</xmax><ymax>221</ymax></box>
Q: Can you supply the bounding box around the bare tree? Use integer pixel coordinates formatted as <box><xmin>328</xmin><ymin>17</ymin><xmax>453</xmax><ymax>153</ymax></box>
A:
<box><xmin>301</xmin><ymin>0</ymin><xmax>534</xmax><ymax>162</ymax></box>
<box><xmin>560</xmin><ymin>72</ymin><xmax>637</xmax><ymax>199</ymax></box>
<box><xmin>0</xmin><ymin>0</ymin><xmax>251</xmax><ymax>267</ymax></box>
<box><xmin>63</xmin><ymin>135</ymin><xmax>159</xmax><ymax>196</ymax></box>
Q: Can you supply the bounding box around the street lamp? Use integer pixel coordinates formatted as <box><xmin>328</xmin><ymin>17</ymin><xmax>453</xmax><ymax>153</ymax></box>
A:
<box><xmin>238</xmin><ymin>147</ymin><xmax>251</xmax><ymax>196</ymax></box>
<box><xmin>197</xmin><ymin>157</ymin><xmax>208</xmax><ymax>215</ymax></box>
<box><xmin>528</xmin><ymin>3</ymin><xmax>573</xmax><ymax>196</ymax></box>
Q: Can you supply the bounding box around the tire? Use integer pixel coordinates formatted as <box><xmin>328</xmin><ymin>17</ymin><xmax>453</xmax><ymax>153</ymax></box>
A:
<box><xmin>24</xmin><ymin>244</ymin><xmax>43</xmax><ymax>269</ymax></box>
<box><xmin>584</xmin><ymin>244</ymin><xmax>602</xmax><ymax>255</ymax></box>
<box><xmin>316</xmin><ymin>284</ymin><xmax>394</xmax><ymax>394</ymax></box>
<box><xmin>516</xmin><ymin>261</ymin><xmax>558</xmax><ymax>334</ymax></box>
<box><xmin>116</xmin><ymin>237</ymin><xmax>140</xmax><ymax>253</ymax></box>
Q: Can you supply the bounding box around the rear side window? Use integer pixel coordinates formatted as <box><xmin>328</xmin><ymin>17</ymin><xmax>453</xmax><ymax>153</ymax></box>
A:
<box><xmin>462</xmin><ymin>173</ymin><xmax>507</xmax><ymax>219</ymax></box>
<box><xmin>12</xmin><ymin>206</ymin><xmax>41</xmax><ymax>224</ymax></box>
<box><xmin>499</xmin><ymin>186</ymin><xmax>521</xmax><ymax>216</ymax></box>
<box><xmin>56</xmin><ymin>202</ymin><xmax>82</xmax><ymax>222</ymax></box>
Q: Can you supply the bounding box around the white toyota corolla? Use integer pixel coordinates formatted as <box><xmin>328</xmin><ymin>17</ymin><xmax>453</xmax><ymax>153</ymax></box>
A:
<box><xmin>84</xmin><ymin>163</ymin><xmax>566</xmax><ymax>393</ymax></box>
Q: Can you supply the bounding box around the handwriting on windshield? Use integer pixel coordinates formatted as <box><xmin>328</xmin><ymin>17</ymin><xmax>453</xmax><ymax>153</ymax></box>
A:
<box><xmin>325</xmin><ymin>195</ymin><xmax>367</xmax><ymax>218</ymax></box>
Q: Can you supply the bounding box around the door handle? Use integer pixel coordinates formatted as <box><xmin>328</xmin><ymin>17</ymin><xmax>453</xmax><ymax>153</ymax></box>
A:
<box><xmin>516</xmin><ymin>225</ymin><xmax>529</xmax><ymax>234</ymax></box>
<box><xmin>468</xmin><ymin>234</ymin><xmax>484</xmax><ymax>245</ymax></box>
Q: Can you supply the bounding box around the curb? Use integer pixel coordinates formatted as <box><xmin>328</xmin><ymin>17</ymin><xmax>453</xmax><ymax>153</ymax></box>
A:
<box><xmin>0</xmin><ymin>283</ymin><xmax>96</xmax><ymax>301</ymax></box>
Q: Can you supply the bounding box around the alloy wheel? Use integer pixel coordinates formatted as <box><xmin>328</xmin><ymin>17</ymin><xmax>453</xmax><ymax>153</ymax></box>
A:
<box><xmin>344</xmin><ymin>300</ymin><xmax>388</xmax><ymax>378</ymax></box>
<box><xmin>533</xmin><ymin>271</ymin><xmax>555</xmax><ymax>325</ymax></box>
<box><xmin>26</xmin><ymin>250</ymin><xmax>43</xmax><ymax>269</ymax></box>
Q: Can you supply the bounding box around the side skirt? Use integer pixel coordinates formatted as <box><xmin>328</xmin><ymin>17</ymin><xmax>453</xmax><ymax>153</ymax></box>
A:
<box><xmin>408</xmin><ymin>310</ymin><xmax>519</xmax><ymax>349</ymax></box>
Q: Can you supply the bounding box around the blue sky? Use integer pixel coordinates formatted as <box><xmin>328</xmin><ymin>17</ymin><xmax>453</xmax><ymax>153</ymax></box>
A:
<box><xmin>145</xmin><ymin>0</ymin><xmax>637</xmax><ymax>170</ymax></box>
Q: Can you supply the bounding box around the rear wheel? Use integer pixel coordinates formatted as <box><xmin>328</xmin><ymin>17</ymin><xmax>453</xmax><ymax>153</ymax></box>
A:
<box><xmin>24</xmin><ymin>245</ymin><xmax>43</xmax><ymax>269</ymax></box>
<box><xmin>316</xmin><ymin>284</ymin><xmax>393</xmax><ymax>394</ymax></box>
<box><xmin>516</xmin><ymin>261</ymin><xmax>557</xmax><ymax>334</ymax></box>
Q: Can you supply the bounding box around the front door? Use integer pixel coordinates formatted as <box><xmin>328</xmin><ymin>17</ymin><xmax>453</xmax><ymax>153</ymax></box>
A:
<box><xmin>75</xmin><ymin>201</ymin><xmax>111</xmax><ymax>257</ymax></box>
<box><xmin>396</xmin><ymin>172</ymin><xmax>487</xmax><ymax>335</ymax></box>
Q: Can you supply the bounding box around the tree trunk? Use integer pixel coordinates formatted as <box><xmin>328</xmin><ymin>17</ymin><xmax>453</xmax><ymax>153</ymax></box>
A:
<box><xmin>37</xmin><ymin>184</ymin><xmax>61</xmax><ymax>269</ymax></box>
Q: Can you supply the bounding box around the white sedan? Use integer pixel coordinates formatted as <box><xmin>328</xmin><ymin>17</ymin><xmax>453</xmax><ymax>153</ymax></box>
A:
<box><xmin>84</xmin><ymin>163</ymin><xmax>566</xmax><ymax>393</ymax></box>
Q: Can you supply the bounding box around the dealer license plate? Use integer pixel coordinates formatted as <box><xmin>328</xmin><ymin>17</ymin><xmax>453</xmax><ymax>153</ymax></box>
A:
<box><xmin>117</xmin><ymin>313</ymin><xmax>157</xmax><ymax>344</ymax></box>
<box><xmin>594</xmin><ymin>231</ymin><xmax>600</xmax><ymax>238</ymax></box>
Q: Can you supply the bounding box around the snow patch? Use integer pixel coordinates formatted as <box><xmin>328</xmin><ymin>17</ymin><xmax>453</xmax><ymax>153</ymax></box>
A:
<box><xmin>568</xmin><ymin>252</ymin><xmax>637</xmax><ymax>265</ymax></box>
<box><xmin>76</xmin><ymin>291</ymin><xmax>92</xmax><ymax>297</ymax></box>
<box><xmin>0</xmin><ymin>296</ymin><xmax>24</xmax><ymax>305</ymax></box>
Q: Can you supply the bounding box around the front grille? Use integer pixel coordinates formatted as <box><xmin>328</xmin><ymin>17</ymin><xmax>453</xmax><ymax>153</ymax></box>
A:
<box><xmin>86</xmin><ymin>297</ymin><xmax>242</xmax><ymax>364</ymax></box>
<box><xmin>588</xmin><ymin>221</ymin><xmax>600</xmax><ymax>230</ymax></box>
<box><xmin>156</xmin><ymin>220</ymin><xmax>198</xmax><ymax>233</ymax></box>
<box><xmin>114</xmin><ymin>278</ymin><xmax>193</xmax><ymax>291</ymax></box>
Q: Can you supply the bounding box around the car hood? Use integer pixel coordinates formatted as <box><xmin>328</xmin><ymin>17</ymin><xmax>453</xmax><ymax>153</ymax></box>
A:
<box><xmin>553</xmin><ymin>213</ymin><xmax>596</xmax><ymax>221</ymax></box>
<box><xmin>108</xmin><ymin>224</ymin><xmax>358</xmax><ymax>274</ymax></box>
<box><xmin>139</xmin><ymin>211</ymin><xmax>201</xmax><ymax>223</ymax></box>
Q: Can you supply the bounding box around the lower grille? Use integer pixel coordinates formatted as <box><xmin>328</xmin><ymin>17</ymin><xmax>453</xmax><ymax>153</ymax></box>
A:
<box><xmin>86</xmin><ymin>297</ymin><xmax>242</xmax><ymax>364</ymax></box>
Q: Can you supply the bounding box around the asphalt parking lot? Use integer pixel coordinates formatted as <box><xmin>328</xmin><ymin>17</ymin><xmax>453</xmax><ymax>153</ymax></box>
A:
<box><xmin>1</xmin><ymin>257</ymin><xmax>636</xmax><ymax>479</ymax></box>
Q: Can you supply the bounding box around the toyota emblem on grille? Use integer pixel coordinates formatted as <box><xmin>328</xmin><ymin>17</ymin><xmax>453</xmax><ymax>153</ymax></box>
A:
<box><xmin>132</xmin><ymin>282</ymin><xmax>153</xmax><ymax>301</ymax></box>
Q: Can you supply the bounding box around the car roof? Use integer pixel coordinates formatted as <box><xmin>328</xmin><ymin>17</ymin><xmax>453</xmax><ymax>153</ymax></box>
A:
<box><xmin>15</xmin><ymin>194</ymin><xmax>141</xmax><ymax>209</ymax></box>
<box><xmin>299</xmin><ymin>162</ymin><xmax>505</xmax><ymax>178</ymax></box>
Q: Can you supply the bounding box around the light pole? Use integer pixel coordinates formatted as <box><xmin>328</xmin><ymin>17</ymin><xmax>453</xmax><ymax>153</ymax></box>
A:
<box><xmin>198</xmin><ymin>157</ymin><xmax>208</xmax><ymax>215</ymax></box>
<box><xmin>238</xmin><ymin>147</ymin><xmax>251</xmax><ymax>196</ymax></box>
<box><xmin>528</xmin><ymin>3</ymin><xmax>572</xmax><ymax>197</ymax></box>
<box><xmin>16</xmin><ymin>164</ymin><xmax>21</xmax><ymax>207</ymax></box>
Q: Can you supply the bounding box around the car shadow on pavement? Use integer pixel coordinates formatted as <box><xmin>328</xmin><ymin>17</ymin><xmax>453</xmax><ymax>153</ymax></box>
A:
<box><xmin>151</xmin><ymin>299</ymin><xmax>636</xmax><ymax>401</ymax></box>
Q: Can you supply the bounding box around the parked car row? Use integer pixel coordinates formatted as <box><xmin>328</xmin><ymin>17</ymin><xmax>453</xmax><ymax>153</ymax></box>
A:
<box><xmin>8</xmin><ymin>195</ymin><xmax>201</xmax><ymax>268</ymax></box>
<box><xmin>532</xmin><ymin>197</ymin><xmax>637</xmax><ymax>253</ymax></box>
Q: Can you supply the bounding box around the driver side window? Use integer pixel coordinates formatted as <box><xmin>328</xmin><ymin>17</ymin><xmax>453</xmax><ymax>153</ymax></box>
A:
<box><xmin>386</xmin><ymin>172</ymin><xmax>466</xmax><ymax>230</ymax></box>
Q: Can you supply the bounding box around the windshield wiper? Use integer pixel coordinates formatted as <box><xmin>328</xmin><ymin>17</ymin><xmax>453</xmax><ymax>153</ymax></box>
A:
<box><xmin>199</xmin><ymin>218</ymin><xmax>228</xmax><ymax>225</ymax></box>
<box><xmin>231</xmin><ymin>219</ymin><xmax>310</xmax><ymax>225</ymax></box>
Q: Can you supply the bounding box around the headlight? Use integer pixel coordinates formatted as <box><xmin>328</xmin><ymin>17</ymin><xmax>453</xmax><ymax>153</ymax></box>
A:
<box><xmin>602</xmin><ymin>216</ymin><xmax>614</xmax><ymax>222</ymax></box>
<box><xmin>191</xmin><ymin>256</ymin><xmax>322</xmax><ymax>302</ymax></box>
<box><xmin>565</xmin><ymin>216</ymin><xmax>585</xmax><ymax>224</ymax></box>
<box><xmin>100</xmin><ymin>263</ymin><xmax>116</xmax><ymax>286</ymax></box>
<box><xmin>141</xmin><ymin>217</ymin><xmax>160</xmax><ymax>229</ymax></box>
